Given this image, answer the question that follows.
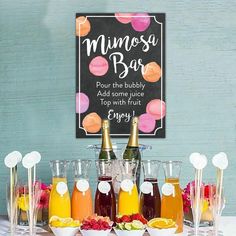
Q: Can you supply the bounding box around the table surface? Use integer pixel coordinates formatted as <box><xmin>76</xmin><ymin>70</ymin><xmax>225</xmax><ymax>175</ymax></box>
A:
<box><xmin>0</xmin><ymin>216</ymin><xmax>235</xmax><ymax>236</ymax></box>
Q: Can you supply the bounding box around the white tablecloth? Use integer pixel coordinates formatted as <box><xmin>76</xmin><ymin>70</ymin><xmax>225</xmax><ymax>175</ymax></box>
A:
<box><xmin>0</xmin><ymin>216</ymin><xmax>235</xmax><ymax>236</ymax></box>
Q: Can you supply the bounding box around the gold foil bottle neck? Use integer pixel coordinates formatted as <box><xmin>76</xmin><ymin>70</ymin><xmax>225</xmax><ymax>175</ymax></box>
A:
<box><xmin>127</xmin><ymin>116</ymin><xmax>139</xmax><ymax>147</ymax></box>
<box><xmin>101</xmin><ymin>119</ymin><xmax>113</xmax><ymax>150</ymax></box>
<box><xmin>102</xmin><ymin>119</ymin><xmax>109</xmax><ymax>129</ymax></box>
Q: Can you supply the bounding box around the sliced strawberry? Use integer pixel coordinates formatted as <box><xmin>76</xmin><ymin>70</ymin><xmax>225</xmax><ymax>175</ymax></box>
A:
<box><xmin>140</xmin><ymin>216</ymin><xmax>148</xmax><ymax>224</ymax></box>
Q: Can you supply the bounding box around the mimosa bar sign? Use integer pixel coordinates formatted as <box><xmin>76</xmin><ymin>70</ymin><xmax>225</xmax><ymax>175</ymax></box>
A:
<box><xmin>76</xmin><ymin>13</ymin><xmax>165</xmax><ymax>138</ymax></box>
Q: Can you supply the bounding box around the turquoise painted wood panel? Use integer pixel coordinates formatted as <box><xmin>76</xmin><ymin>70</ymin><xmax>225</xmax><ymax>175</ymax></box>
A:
<box><xmin>0</xmin><ymin>0</ymin><xmax>236</xmax><ymax>215</ymax></box>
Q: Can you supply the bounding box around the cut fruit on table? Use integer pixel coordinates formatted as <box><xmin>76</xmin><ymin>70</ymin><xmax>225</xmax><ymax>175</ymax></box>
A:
<box><xmin>147</xmin><ymin>218</ymin><xmax>176</xmax><ymax>229</ymax></box>
<box><xmin>81</xmin><ymin>214</ymin><xmax>113</xmax><ymax>230</ymax></box>
<box><xmin>49</xmin><ymin>216</ymin><xmax>81</xmax><ymax>227</ymax></box>
<box><xmin>124</xmin><ymin>223</ymin><xmax>132</xmax><ymax>230</ymax></box>
<box><xmin>131</xmin><ymin>220</ymin><xmax>145</xmax><ymax>230</ymax></box>
<box><xmin>115</xmin><ymin>214</ymin><xmax>147</xmax><ymax>231</ymax></box>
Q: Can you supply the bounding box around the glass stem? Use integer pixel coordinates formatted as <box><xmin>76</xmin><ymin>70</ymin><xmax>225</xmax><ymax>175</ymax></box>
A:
<box><xmin>214</xmin><ymin>214</ymin><xmax>220</xmax><ymax>236</ymax></box>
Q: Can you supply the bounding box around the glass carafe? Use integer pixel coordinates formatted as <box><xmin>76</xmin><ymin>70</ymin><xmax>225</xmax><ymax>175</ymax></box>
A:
<box><xmin>118</xmin><ymin>159</ymin><xmax>139</xmax><ymax>215</ymax></box>
<box><xmin>95</xmin><ymin>160</ymin><xmax>116</xmax><ymax>221</ymax></box>
<box><xmin>71</xmin><ymin>160</ymin><xmax>93</xmax><ymax>221</ymax></box>
<box><xmin>140</xmin><ymin>160</ymin><xmax>161</xmax><ymax>220</ymax></box>
<box><xmin>161</xmin><ymin>161</ymin><xmax>183</xmax><ymax>233</ymax></box>
<box><xmin>49</xmin><ymin>160</ymin><xmax>71</xmax><ymax>219</ymax></box>
<box><xmin>88</xmin><ymin>143</ymin><xmax>151</xmax><ymax>195</ymax></box>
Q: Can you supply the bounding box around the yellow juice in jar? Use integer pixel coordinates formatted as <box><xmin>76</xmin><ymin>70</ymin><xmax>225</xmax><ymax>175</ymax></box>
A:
<box><xmin>118</xmin><ymin>184</ymin><xmax>139</xmax><ymax>215</ymax></box>
<box><xmin>161</xmin><ymin>178</ymin><xmax>183</xmax><ymax>233</ymax></box>
<box><xmin>49</xmin><ymin>177</ymin><xmax>71</xmax><ymax>219</ymax></box>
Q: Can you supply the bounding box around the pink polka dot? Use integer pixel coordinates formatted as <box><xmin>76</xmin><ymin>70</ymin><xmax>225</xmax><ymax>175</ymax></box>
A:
<box><xmin>131</xmin><ymin>13</ymin><xmax>151</xmax><ymax>32</ymax></box>
<box><xmin>146</xmin><ymin>99</ymin><xmax>166</xmax><ymax>120</ymax></box>
<box><xmin>115</xmin><ymin>13</ymin><xmax>133</xmax><ymax>24</ymax></box>
<box><xmin>138</xmin><ymin>113</ymin><xmax>156</xmax><ymax>133</ymax></box>
<box><xmin>89</xmin><ymin>56</ymin><xmax>109</xmax><ymax>76</ymax></box>
<box><xmin>76</xmin><ymin>92</ymin><xmax>89</xmax><ymax>114</ymax></box>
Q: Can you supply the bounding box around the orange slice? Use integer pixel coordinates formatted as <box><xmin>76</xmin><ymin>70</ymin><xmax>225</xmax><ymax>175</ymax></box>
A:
<box><xmin>148</xmin><ymin>218</ymin><xmax>176</xmax><ymax>229</ymax></box>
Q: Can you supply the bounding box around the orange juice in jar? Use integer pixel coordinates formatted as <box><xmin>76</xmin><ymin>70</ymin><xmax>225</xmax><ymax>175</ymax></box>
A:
<box><xmin>118</xmin><ymin>183</ymin><xmax>139</xmax><ymax>215</ymax></box>
<box><xmin>118</xmin><ymin>160</ymin><xmax>139</xmax><ymax>215</ymax></box>
<box><xmin>71</xmin><ymin>160</ymin><xmax>93</xmax><ymax>221</ymax></box>
<box><xmin>49</xmin><ymin>160</ymin><xmax>71</xmax><ymax>219</ymax></box>
<box><xmin>161</xmin><ymin>161</ymin><xmax>183</xmax><ymax>233</ymax></box>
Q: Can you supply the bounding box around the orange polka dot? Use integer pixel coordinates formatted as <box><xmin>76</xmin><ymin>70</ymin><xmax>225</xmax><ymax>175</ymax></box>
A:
<box><xmin>142</xmin><ymin>62</ymin><xmax>162</xmax><ymax>83</ymax></box>
<box><xmin>82</xmin><ymin>112</ymin><xmax>101</xmax><ymax>133</ymax></box>
<box><xmin>76</xmin><ymin>16</ymin><xmax>91</xmax><ymax>37</ymax></box>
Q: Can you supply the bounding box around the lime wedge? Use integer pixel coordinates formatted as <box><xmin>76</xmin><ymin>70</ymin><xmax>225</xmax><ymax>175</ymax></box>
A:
<box><xmin>117</xmin><ymin>223</ymin><xmax>125</xmax><ymax>230</ymax></box>
<box><xmin>124</xmin><ymin>223</ymin><xmax>132</xmax><ymax>230</ymax></box>
<box><xmin>131</xmin><ymin>220</ymin><xmax>144</xmax><ymax>230</ymax></box>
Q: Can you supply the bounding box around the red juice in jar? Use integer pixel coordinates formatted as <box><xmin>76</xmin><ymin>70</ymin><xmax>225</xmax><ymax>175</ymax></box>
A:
<box><xmin>140</xmin><ymin>178</ymin><xmax>161</xmax><ymax>220</ymax></box>
<box><xmin>140</xmin><ymin>160</ymin><xmax>161</xmax><ymax>221</ymax></box>
<box><xmin>95</xmin><ymin>176</ymin><xmax>116</xmax><ymax>221</ymax></box>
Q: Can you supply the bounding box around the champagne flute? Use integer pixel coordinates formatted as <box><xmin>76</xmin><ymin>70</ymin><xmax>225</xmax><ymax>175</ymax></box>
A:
<box><xmin>208</xmin><ymin>184</ymin><xmax>225</xmax><ymax>236</ymax></box>
<box><xmin>20</xmin><ymin>180</ymin><xmax>42</xmax><ymax>235</ymax></box>
<box><xmin>189</xmin><ymin>182</ymin><xmax>205</xmax><ymax>236</ymax></box>
<box><xmin>6</xmin><ymin>183</ymin><xmax>19</xmax><ymax>235</ymax></box>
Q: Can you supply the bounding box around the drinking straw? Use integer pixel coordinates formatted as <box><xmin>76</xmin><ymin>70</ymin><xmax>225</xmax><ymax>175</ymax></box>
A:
<box><xmin>28</xmin><ymin>168</ymin><xmax>33</xmax><ymax>236</ymax></box>
<box><xmin>4</xmin><ymin>151</ymin><xmax>22</xmax><ymax>235</ymax></box>
<box><xmin>212</xmin><ymin>152</ymin><xmax>228</xmax><ymax>236</ymax></box>
<box><xmin>14</xmin><ymin>154</ymin><xmax>22</xmax><ymax>228</ymax></box>
<box><xmin>189</xmin><ymin>153</ymin><xmax>207</xmax><ymax>236</ymax></box>
<box><xmin>10</xmin><ymin>168</ymin><xmax>14</xmax><ymax>235</ymax></box>
<box><xmin>30</xmin><ymin>151</ymin><xmax>41</xmax><ymax>184</ymax></box>
<box><xmin>194</xmin><ymin>169</ymin><xmax>202</xmax><ymax>236</ymax></box>
<box><xmin>30</xmin><ymin>151</ymin><xmax>41</xmax><ymax>219</ymax></box>
<box><xmin>22</xmin><ymin>153</ymin><xmax>38</xmax><ymax>236</ymax></box>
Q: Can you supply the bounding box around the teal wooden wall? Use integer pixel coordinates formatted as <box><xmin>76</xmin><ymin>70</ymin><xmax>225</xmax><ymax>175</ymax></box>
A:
<box><xmin>0</xmin><ymin>0</ymin><xmax>236</xmax><ymax>215</ymax></box>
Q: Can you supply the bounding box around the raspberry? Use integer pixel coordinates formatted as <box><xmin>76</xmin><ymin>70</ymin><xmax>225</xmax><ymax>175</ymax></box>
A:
<box><xmin>102</xmin><ymin>221</ymin><xmax>109</xmax><ymax>229</ymax></box>
<box><xmin>81</xmin><ymin>216</ymin><xmax>112</xmax><ymax>231</ymax></box>
<box><xmin>116</xmin><ymin>217</ymin><xmax>121</xmax><ymax>223</ymax></box>
<box><xmin>121</xmin><ymin>215</ymin><xmax>131</xmax><ymax>223</ymax></box>
<box><xmin>92</xmin><ymin>223</ymin><xmax>100</xmax><ymax>230</ymax></box>
<box><xmin>131</xmin><ymin>213</ymin><xmax>141</xmax><ymax>221</ymax></box>
<box><xmin>91</xmin><ymin>219</ymin><xmax>97</xmax><ymax>225</ymax></box>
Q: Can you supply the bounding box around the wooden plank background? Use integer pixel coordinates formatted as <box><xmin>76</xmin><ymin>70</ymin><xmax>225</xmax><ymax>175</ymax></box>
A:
<box><xmin>0</xmin><ymin>0</ymin><xmax>236</xmax><ymax>215</ymax></box>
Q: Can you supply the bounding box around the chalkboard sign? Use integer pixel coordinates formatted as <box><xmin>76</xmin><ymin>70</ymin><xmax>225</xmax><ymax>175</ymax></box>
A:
<box><xmin>76</xmin><ymin>13</ymin><xmax>165</xmax><ymax>138</ymax></box>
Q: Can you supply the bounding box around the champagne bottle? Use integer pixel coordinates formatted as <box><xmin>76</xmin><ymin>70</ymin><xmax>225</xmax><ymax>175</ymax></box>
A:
<box><xmin>99</xmin><ymin>120</ymin><xmax>117</xmax><ymax>160</ymax></box>
<box><xmin>123</xmin><ymin>117</ymin><xmax>141</xmax><ymax>187</ymax></box>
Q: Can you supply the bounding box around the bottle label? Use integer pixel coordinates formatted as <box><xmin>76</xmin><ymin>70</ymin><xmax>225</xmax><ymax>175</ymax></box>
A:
<box><xmin>161</xmin><ymin>183</ymin><xmax>175</xmax><ymax>197</ymax></box>
<box><xmin>98</xmin><ymin>181</ymin><xmax>111</xmax><ymax>194</ymax></box>
<box><xmin>120</xmin><ymin>179</ymin><xmax>134</xmax><ymax>193</ymax></box>
<box><xmin>140</xmin><ymin>181</ymin><xmax>153</xmax><ymax>195</ymax></box>
<box><xmin>76</xmin><ymin>179</ymin><xmax>89</xmax><ymax>193</ymax></box>
<box><xmin>56</xmin><ymin>182</ymin><xmax>68</xmax><ymax>196</ymax></box>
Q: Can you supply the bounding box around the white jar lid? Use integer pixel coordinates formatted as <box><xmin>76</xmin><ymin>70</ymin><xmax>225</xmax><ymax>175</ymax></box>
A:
<box><xmin>56</xmin><ymin>182</ymin><xmax>68</xmax><ymax>195</ymax></box>
<box><xmin>162</xmin><ymin>183</ymin><xmax>175</xmax><ymax>196</ymax></box>
<box><xmin>140</xmin><ymin>181</ymin><xmax>153</xmax><ymax>195</ymax></box>
<box><xmin>120</xmin><ymin>179</ymin><xmax>134</xmax><ymax>192</ymax></box>
<box><xmin>76</xmin><ymin>179</ymin><xmax>89</xmax><ymax>192</ymax></box>
<box><xmin>98</xmin><ymin>181</ymin><xmax>111</xmax><ymax>194</ymax></box>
